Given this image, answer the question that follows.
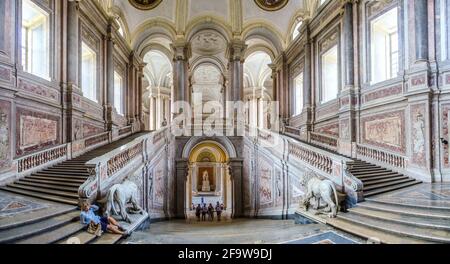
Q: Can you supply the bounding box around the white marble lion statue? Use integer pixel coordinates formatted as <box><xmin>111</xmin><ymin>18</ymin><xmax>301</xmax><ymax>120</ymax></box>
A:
<box><xmin>301</xmin><ymin>170</ymin><xmax>339</xmax><ymax>218</ymax></box>
<box><xmin>104</xmin><ymin>180</ymin><xmax>143</xmax><ymax>223</ymax></box>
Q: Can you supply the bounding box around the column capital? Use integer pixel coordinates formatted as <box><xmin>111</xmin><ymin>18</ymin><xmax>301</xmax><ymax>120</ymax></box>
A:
<box><xmin>171</xmin><ymin>39</ymin><xmax>192</xmax><ymax>61</ymax></box>
<box><xmin>226</xmin><ymin>39</ymin><xmax>248</xmax><ymax>62</ymax></box>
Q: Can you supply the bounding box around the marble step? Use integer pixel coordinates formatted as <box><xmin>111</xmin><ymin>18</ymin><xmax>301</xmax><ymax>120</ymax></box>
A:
<box><xmin>0</xmin><ymin>206</ymin><xmax>77</xmax><ymax>231</ymax></box>
<box><xmin>0</xmin><ymin>187</ymin><xmax>79</xmax><ymax>206</ymax></box>
<box><xmin>26</xmin><ymin>175</ymin><xmax>86</xmax><ymax>184</ymax></box>
<box><xmin>363</xmin><ymin>199</ymin><xmax>450</xmax><ymax>216</ymax></box>
<box><xmin>296</xmin><ymin>209</ymin><xmax>427</xmax><ymax>244</ymax></box>
<box><xmin>357</xmin><ymin>201</ymin><xmax>450</xmax><ymax>221</ymax></box>
<box><xmin>357</xmin><ymin>173</ymin><xmax>402</xmax><ymax>180</ymax></box>
<box><xmin>47</xmin><ymin>167</ymin><xmax>89</xmax><ymax>173</ymax></box>
<box><xmin>364</xmin><ymin>181</ymin><xmax>422</xmax><ymax>197</ymax></box>
<box><xmin>5</xmin><ymin>184</ymin><xmax>79</xmax><ymax>199</ymax></box>
<box><xmin>16</xmin><ymin>222</ymin><xmax>84</xmax><ymax>244</ymax></box>
<box><xmin>338</xmin><ymin>211</ymin><xmax>450</xmax><ymax>243</ymax></box>
<box><xmin>350</xmin><ymin>167</ymin><xmax>387</xmax><ymax>173</ymax></box>
<box><xmin>350</xmin><ymin>165</ymin><xmax>380</xmax><ymax>169</ymax></box>
<box><xmin>362</xmin><ymin>176</ymin><xmax>409</xmax><ymax>186</ymax></box>
<box><xmin>14</xmin><ymin>181</ymin><xmax>79</xmax><ymax>193</ymax></box>
<box><xmin>90</xmin><ymin>233</ymin><xmax>123</xmax><ymax>244</ymax></box>
<box><xmin>56</xmin><ymin>230</ymin><xmax>97</xmax><ymax>244</ymax></box>
<box><xmin>352</xmin><ymin>169</ymin><xmax>392</xmax><ymax>176</ymax></box>
<box><xmin>20</xmin><ymin>178</ymin><xmax>81</xmax><ymax>188</ymax></box>
<box><xmin>363</xmin><ymin>178</ymin><xmax>417</xmax><ymax>192</ymax></box>
<box><xmin>32</xmin><ymin>172</ymin><xmax>88</xmax><ymax>180</ymax></box>
<box><xmin>39</xmin><ymin>170</ymin><xmax>90</xmax><ymax>176</ymax></box>
<box><xmin>358</xmin><ymin>173</ymin><xmax>403</xmax><ymax>182</ymax></box>
<box><xmin>0</xmin><ymin>211</ymin><xmax>79</xmax><ymax>244</ymax></box>
<box><xmin>349</xmin><ymin>207</ymin><xmax>450</xmax><ymax>231</ymax></box>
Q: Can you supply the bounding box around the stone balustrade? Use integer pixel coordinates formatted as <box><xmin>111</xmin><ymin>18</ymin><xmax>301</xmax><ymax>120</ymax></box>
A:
<box><xmin>107</xmin><ymin>142</ymin><xmax>143</xmax><ymax>176</ymax></box>
<box><xmin>357</xmin><ymin>144</ymin><xmax>407</xmax><ymax>169</ymax></box>
<box><xmin>17</xmin><ymin>145</ymin><xmax>68</xmax><ymax>173</ymax></box>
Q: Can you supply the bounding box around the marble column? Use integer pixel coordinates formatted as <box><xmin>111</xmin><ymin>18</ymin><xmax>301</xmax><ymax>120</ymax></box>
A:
<box><xmin>227</xmin><ymin>40</ymin><xmax>247</xmax><ymax>132</ymax></box>
<box><xmin>414</xmin><ymin>0</ymin><xmax>429</xmax><ymax>61</ymax></box>
<box><xmin>343</xmin><ymin>1</ymin><xmax>354</xmax><ymax>87</ymax></box>
<box><xmin>137</xmin><ymin>63</ymin><xmax>145</xmax><ymax>129</ymax></box>
<box><xmin>171</xmin><ymin>40</ymin><xmax>191</xmax><ymax>107</ymax></box>
<box><xmin>301</xmin><ymin>20</ymin><xmax>313</xmax><ymax>139</ymax></box>
<box><xmin>229</xmin><ymin>158</ymin><xmax>244</xmax><ymax>218</ymax></box>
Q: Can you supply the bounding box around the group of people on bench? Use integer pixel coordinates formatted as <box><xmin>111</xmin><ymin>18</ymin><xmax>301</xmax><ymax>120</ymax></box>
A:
<box><xmin>194</xmin><ymin>202</ymin><xmax>224</xmax><ymax>222</ymax></box>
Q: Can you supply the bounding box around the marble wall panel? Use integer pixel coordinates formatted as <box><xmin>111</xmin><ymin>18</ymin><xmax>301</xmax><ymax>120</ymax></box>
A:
<box><xmin>411</xmin><ymin>104</ymin><xmax>427</xmax><ymax>168</ymax></box>
<box><xmin>258</xmin><ymin>156</ymin><xmax>273</xmax><ymax>208</ymax></box>
<box><xmin>153</xmin><ymin>157</ymin><xmax>166</xmax><ymax>209</ymax></box>
<box><xmin>0</xmin><ymin>100</ymin><xmax>11</xmax><ymax>171</ymax></box>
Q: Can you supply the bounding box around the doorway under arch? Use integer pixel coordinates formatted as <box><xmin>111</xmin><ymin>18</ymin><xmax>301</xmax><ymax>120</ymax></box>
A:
<box><xmin>185</xmin><ymin>141</ymin><xmax>233</xmax><ymax>220</ymax></box>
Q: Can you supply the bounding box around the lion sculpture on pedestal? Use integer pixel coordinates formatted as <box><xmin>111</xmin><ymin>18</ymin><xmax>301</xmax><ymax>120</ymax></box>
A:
<box><xmin>301</xmin><ymin>170</ymin><xmax>339</xmax><ymax>218</ymax></box>
<box><xmin>104</xmin><ymin>180</ymin><xmax>144</xmax><ymax>223</ymax></box>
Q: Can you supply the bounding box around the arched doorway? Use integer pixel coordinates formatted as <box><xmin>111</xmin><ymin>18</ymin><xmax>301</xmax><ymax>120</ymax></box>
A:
<box><xmin>185</xmin><ymin>141</ymin><xmax>232</xmax><ymax>220</ymax></box>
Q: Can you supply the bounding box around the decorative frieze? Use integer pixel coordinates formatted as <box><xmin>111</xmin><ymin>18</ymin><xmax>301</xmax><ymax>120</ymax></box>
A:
<box><xmin>18</xmin><ymin>79</ymin><xmax>59</xmax><ymax>102</ymax></box>
<box><xmin>363</xmin><ymin>85</ymin><xmax>403</xmax><ymax>103</ymax></box>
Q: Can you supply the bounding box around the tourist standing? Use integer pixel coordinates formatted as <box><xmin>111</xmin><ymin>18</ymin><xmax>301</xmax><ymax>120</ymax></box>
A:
<box><xmin>201</xmin><ymin>204</ymin><xmax>208</xmax><ymax>221</ymax></box>
<box><xmin>215</xmin><ymin>202</ymin><xmax>222</xmax><ymax>221</ymax></box>
<box><xmin>208</xmin><ymin>203</ymin><xmax>214</xmax><ymax>221</ymax></box>
<box><xmin>195</xmin><ymin>204</ymin><xmax>201</xmax><ymax>221</ymax></box>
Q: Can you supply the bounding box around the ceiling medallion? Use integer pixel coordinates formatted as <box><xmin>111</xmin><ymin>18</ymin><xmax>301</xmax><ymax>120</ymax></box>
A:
<box><xmin>128</xmin><ymin>0</ymin><xmax>162</xmax><ymax>11</ymax></box>
<box><xmin>254</xmin><ymin>0</ymin><xmax>289</xmax><ymax>12</ymax></box>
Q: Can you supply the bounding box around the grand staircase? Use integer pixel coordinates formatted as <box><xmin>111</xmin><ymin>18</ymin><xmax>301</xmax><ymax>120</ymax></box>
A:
<box><xmin>347</xmin><ymin>160</ymin><xmax>422</xmax><ymax>197</ymax></box>
<box><xmin>0</xmin><ymin>132</ymin><xmax>149</xmax><ymax>244</ymax></box>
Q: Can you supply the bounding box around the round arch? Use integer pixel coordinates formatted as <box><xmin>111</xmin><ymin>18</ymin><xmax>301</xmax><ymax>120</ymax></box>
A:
<box><xmin>182</xmin><ymin>137</ymin><xmax>237</xmax><ymax>160</ymax></box>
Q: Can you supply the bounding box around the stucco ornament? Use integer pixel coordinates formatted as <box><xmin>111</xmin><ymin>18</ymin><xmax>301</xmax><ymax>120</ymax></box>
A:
<box><xmin>104</xmin><ymin>180</ymin><xmax>144</xmax><ymax>223</ymax></box>
<box><xmin>128</xmin><ymin>0</ymin><xmax>162</xmax><ymax>10</ymax></box>
<box><xmin>254</xmin><ymin>0</ymin><xmax>289</xmax><ymax>11</ymax></box>
<box><xmin>301</xmin><ymin>170</ymin><xmax>339</xmax><ymax>218</ymax></box>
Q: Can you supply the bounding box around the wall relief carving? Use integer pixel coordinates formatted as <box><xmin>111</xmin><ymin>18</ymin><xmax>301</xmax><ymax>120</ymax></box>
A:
<box><xmin>259</xmin><ymin>157</ymin><xmax>273</xmax><ymax>207</ymax></box>
<box><xmin>254</xmin><ymin>0</ymin><xmax>289</xmax><ymax>12</ymax></box>
<box><xmin>0</xmin><ymin>100</ymin><xmax>11</xmax><ymax>171</ymax></box>
<box><xmin>411</xmin><ymin>104</ymin><xmax>426</xmax><ymax>167</ymax></box>
<box><xmin>128</xmin><ymin>0</ymin><xmax>162</xmax><ymax>10</ymax></box>
<box><xmin>362</xmin><ymin>111</ymin><xmax>405</xmax><ymax>153</ymax></box>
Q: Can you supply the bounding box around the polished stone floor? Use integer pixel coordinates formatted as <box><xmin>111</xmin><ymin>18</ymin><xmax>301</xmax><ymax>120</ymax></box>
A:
<box><xmin>123</xmin><ymin>219</ymin><xmax>363</xmax><ymax>244</ymax></box>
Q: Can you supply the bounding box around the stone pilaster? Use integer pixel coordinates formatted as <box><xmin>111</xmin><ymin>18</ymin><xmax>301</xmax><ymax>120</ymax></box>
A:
<box><xmin>274</xmin><ymin>53</ymin><xmax>288</xmax><ymax>120</ymax></box>
<box><xmin>338</xmin><ymin>0</ymin><xmax>358</xmax><ymax>157</ymax></box>
<box><xmin>302</xmin><ymin>19</ymin><xmax>313</xmax><ymax>137</ymax></box>
<box><xmin>64</xmin><ymin>0</ymin><xmax>82</xmax><ymax>142</ymax></box>
<box><xmin>175</xmin><ymin>159</ymin><xmax>188</xmax><ymax>219</ymax></box>
<box><xmin>229</xmin><ymin>158</ymin><xmax>244</xmax><ymax>218</ymax></box>
<box><xmin>105</xmin><ymin>22</ymin><xmax>115</xmax><ymax>132</ymax></box>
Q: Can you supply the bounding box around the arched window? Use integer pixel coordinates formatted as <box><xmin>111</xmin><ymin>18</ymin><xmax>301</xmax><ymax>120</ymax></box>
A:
<box><xmin>114</xmin><ymin>71</ymin><xmax>124</xmax><ymax>115</ymax></box>
<box><xmin>81</xmin><ymin>42</ymin><xmax>97</xmax><ymax>102</ymax></box>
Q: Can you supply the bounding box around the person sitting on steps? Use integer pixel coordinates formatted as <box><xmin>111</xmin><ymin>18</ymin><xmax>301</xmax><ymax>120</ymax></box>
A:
<box><xmin>80</xmin><ymin>201</ymin><xmax>130</xmax><ymax>237</ymax></box>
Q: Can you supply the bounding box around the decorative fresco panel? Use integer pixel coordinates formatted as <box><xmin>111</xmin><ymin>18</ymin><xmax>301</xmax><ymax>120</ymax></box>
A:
<box><xmin>0</xmin><ymin>100</ymin><xmax>11</xmax><ymax>171</ymax></box>
<box><xmin>83</xmin><ymin>123</ymin><xmax>104</xmax><ymax>138</ymax></box>
<box><xmin>16</xmin><ymin>108</ymin><xmax>60</xmax><ymax>156</ymax></box>
<box><xmin>411</xmin><ymin>104</ymin><xmax>427</xmax><ymax>167</ymax></box>
<box><xmin>315</xmin><ymin>123</ymin><xmax>339</xmax><ymax>137</ymax></box>
<box><xmin>259</xmin><ymin>157</ymin><xmax>273</xmax><ymax>207</ymax></box>
<box><xmin>362</xmin><ymin>111</ymin><xmax>405</xmax><ymax>153</ymax></box>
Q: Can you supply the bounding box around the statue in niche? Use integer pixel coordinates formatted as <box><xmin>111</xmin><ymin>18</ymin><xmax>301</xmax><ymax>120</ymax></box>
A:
<box><xmin>413</xmin><ymin>113</ymin><xmax>425</xmax><ymax>157</ymax></box>
<box><xmin>201</xmin><ymin>170</ymin><xmax>211</xmax><ymax>192</ymax></box>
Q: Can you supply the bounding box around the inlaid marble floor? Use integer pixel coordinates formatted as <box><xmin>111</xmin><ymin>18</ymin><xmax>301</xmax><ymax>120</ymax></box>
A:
<box><xmin>123</xmin><ymin>219</ymin><xmax>363</xmax><ymax>244</ymax></box>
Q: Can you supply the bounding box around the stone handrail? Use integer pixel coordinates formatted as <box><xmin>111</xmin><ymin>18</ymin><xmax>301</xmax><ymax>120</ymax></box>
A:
<box><xmin>17</xmin><ymin>144</ymin><xmax>68</xmax><ymax>174</ymax></box>
<box><xmin>249</xmin><ymin>126</ymin><xmax>364</xmax><ymax>206</ymax></box>
<box><xmin>356</xmin><ymin>144</ymin><xmax>407</xmax><ymax>170</ymax></box>
<box><xmin>79</xmin><ymin>127</ymin><xmax>170</xmax><ymax>202</ymax></box>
